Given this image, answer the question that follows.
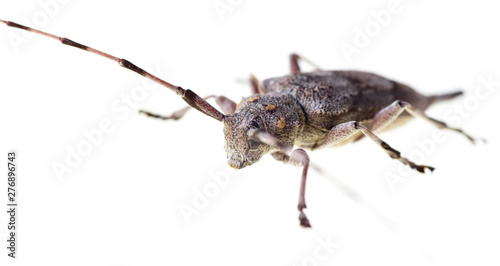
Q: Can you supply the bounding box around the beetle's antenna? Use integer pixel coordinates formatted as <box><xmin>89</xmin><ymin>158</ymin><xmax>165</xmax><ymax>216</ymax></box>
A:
<box><xmin>0</xmin><ymin>19</ymin><xmax>224</xmax><ymax>122</ymax></box>
<box><xmin>247</xmin><ymin>129</ymin><xmax>292</xmax><ymax>153</ymax></box>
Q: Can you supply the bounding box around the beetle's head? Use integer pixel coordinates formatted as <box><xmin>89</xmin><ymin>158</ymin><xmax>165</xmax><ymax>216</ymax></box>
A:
<box><xmin>222</xmin><ymin>109</ymin><xmax>270</xmax><ymax>169</ymax></box>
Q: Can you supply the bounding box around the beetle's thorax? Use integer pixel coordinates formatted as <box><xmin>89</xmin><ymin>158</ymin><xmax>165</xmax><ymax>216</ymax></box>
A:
<box><xmin>223</xmin><ymin>93</ymin><xmax>305</xmax><ymax>169</ymax></box>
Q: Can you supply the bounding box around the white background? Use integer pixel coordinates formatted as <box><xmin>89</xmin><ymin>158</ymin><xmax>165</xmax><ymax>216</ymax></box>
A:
<box><xmin>1</xmin><ymin>0</ymin><xmax>499</xmax><ymax>265</ymax></box>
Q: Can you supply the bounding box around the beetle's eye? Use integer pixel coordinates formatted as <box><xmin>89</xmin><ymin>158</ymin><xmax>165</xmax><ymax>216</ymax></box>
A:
<box><xmin>248</xmin><ymin>120</ymin><xmax>259</xmax><ymax>129</ymax></box>
<box><xmin>248</xmin><ymin>139</ymin><xmax>260</xmax><ymax>150</ymax></box>
<box><xmin>245</xmin><ymin>120</ymin><xmax>260</xmax><ymax>131</ymax></box>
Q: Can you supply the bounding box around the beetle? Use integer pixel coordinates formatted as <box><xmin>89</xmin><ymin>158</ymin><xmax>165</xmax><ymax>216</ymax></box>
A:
<box><xmin>0</xmin><ymin>19</ymin><xmax>480</xmax><ymax>227</ymax></box>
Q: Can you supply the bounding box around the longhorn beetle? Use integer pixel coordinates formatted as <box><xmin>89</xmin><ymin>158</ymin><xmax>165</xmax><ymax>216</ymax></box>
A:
<box><xmin>1</xmin><ymin>20</ymin><xmax>481</xmax><ymax>227</ymax></box>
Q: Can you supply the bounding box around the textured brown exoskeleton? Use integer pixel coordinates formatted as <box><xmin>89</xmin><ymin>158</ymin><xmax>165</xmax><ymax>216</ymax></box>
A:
<box><xmin>1</xmin><ymin>20</ymin><xmax>481</xmax><ymax>227</ymax></box>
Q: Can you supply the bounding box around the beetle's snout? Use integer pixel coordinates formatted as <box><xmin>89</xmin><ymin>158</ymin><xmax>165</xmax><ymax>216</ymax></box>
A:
<box><xmin>228</xmin><ymin>158</ymin><xmax>243</xmax><ymax>169</ymax></box>
<box><xmin>227</xmin><ymin>157</ymin><xmax>254</xmax><ymax>169</ymax></box>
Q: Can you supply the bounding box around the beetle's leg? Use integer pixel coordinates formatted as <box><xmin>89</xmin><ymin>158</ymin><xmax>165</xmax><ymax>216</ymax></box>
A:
<box><xmin>272</xmin><ymin>149</ymin><xmax>311</xmax><ymax>228</ymax></box>
<box><xmin>214</xmin><ymin>96</ymin><xmax>237</xmax><ymax>114</ymax></box>
<box><xmin>249</xmin><ymin>129</ymin><xmax>310</xmax><ymax>227</ymax></box>
<box><xmin>249</xmin><ymin>74</ymin><xmax>265</xmax><ymax>94</ymax></box>
<box><xmin>290</xmin><ymin>54</ymin><xmax>301</xmax><ymax>74</ymax></box>
<box><xmin>140</xmin><ymin>95</ymin><xmax>236</xmax><ymax>120</ymax></box>
<box><xmin>290</xmin><ymin>53</ymin><xmax>323</xmax><ymax>74</ymax></box>
<box><xmin>313</xmin><ymin>121</ymin><xmax>435</xmax><ymax>173</ymax></box>
<box><xmin>365</xmin><ymin>100</ymin><xmax>482</xmax><ymax>144</ymax></box>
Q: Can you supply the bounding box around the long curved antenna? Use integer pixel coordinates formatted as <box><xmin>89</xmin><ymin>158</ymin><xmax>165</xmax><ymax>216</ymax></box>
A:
<box><xmin>247</xmin><ymin>129</ymin><xmax>292</xmax><ymax>153</ymax></box>
<box><xmin>0</xmin><ymin>19</ymin><xmax>224</xmax><ymax>122</ymax></box>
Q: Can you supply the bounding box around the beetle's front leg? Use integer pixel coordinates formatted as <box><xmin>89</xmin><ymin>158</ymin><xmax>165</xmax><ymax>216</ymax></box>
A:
<box><xmin>289</xmin><ymin>53</ymin><xmax>323</xmax><ymax>74</ymax></box>
<box><xmin>140</xmin><ymin>95</ymin><xmax>236</xmax><ymax>120</ymax></box>
<box><xmin>272</xmin><ymin>149</ymin><xmax>311</xmax><ymax>228</ymax></box>
<box><xmin>249</xmin><ymin>74</ymin><xmax>264</xmax><ymax>94</ymax></box>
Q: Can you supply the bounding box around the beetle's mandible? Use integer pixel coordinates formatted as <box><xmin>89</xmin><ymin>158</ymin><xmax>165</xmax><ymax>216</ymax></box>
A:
<box><xmin>1</xmin><ymin>20</ymin><xmax>482</xmax><ymax>228</ymax></box>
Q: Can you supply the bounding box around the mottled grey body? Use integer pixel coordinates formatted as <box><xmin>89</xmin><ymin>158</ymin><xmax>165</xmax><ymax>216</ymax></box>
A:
<box><xmin>237</xmin><ymin>71</ymin><xmax>431</xmax><ymax>150</ymax></box>
<box><xmin>223</xmin><ymin>70</ymin><xmax>443</xmax><ymax>169</ymax></box>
